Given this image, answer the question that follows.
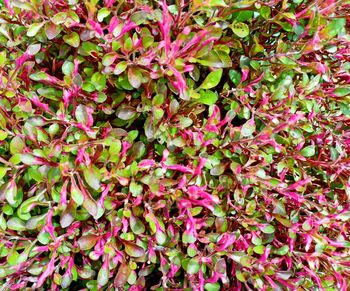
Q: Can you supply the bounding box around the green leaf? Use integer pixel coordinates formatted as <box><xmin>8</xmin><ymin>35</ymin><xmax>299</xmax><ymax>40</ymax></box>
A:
<box><xmin>142</xmin><ymin>35</ymin><xmax>154</xmax><ymax>48</ymax></box>
<box><xmin>206</xmin><ymin>0</ymin><xmax>227</xmax><ymax>6</ymax></box>
<box><xmin>0</xmin><ymin>167</ymin><xmax>8</xmax><ymax>180</ymax></box>
<box><xmin>277</xmin><ymin>21</ymin><xmax>293</xmax><ymax>32</ymax></box>
<box><xmin>339</xmin><ymin>102</ymin><xmax>350</xmax><ymax>116</ymax></box>
<box><xmin>97</xmin><ymin>7</ymin><xmax>111</xmax><ymax>22</ymax></box>
<box><xmin>205</xmin><ymin>283</ymin><xmax>221</xmax><ymax>291</ymax></box>
<box><xmin>124</xmin><ymin>37</ymin><xmax>133</xmax><ymax>51</ymax></box>
<box><xmin>109</xmin><ymin>140</ymin><xmax>121</xmax><ymax>162</ymax></box>
<box><xmin>44</xmin><ymin>22</ymin><xmax>61</xmax><ymax>40</ymax></box>
<box><xmin>83</xmin><ymin>197</ymin><xmax>98</xmax><ymax>217</ymax></box>
<box><xmin>38</xmin><ymin>232</ymin><xmax>51</xmax><ymax>245</ymax></box>
<box><xmin>0</xmin><ymin>246</ymin><xmax>8</xmax><ymax>257</ymax></box>
<box><xmin>7</xmin><ymin>217</ymin><xmax>26</xmax><ymax>231</ymax></box>
<box><xmin>300</xmin><ymin>145</ymin><xmax>315</xmax><ymax>157</ymax></box>
<box><xmin>5</xmin><ymin>181</ymin><xmax>18</xmax><ymax>206</ymax></box>
<box><xmin>0</xmin><ymin>130</ymin><xmax>7</xmax><ymax>140</ymax></box>
<box><xmin>81</xmin><ymin>42</ymin><xmax>99</xmax><ymax>55</ymax></box>
<box><xmin>102</xmin><ymin>52</ymin><xmax>118</xmax><ymax>67</ymax></box>
<box><xmin>236</xmin><ymin>270</ymin><xmax>247</xmax><ymax>282</ymax></box>
<box><xmin>252</xmin><ymin>236</ymin><xmax>262</xmax><ymax>246</ymax></box>
<box><xmin>82</xmin><ymin>81</ymin><xmax>95</xmax><ymax>92</ymax></box>
<box><xmin>233</xmin><ymin>10</ymin><xmax>254</xmax><ymax>22</ymax></box>
<box><xmin>229</xmin><ymin>69</ymin><xmax>242</xmax><ymax>86</ymax></box>
<box><xmin>253</xmin><ymin>245</ymin><xmax>265</xmax><ymax>254</ymax></box>
<box><xmin>27</xmin><ymin>22</ymin><xmax>44</xmax><ymax>37</ymax></box>
<box><xmin>232</xmin><ymin>22</ymin><xmax>249</xmax><ymax>38</ymax></box>
<box><xmin>187</xmin><ymin>258</ymin><xmax>200</xmax><ymax>274</ymax></box>
<box><xmin>240</xmin><ymin>256</ymin><xmax>252</xmax><ymax>267</ymax></box>
<box><xmin>91</xmin><ymin>72</ymin><xmax>107</xmax><ymax>91</ymax></box>
<box><xmin>114</xmin><ymin>61</ymin><xmax>128</xmax><ymax>75</ymax></box>
<box><xmin>231</xmin><ymin>252</ymin><xmax>247</xmax><ymax>263</ymax></box>
<box><xmin>124</xmin><ymin>242</ymin><xmax>145</xmax><ymax>258</ymax></box>
<box><xmin>52</xmin><ymin>12</ymin><xmax>67</xmax><ymax>25</ymax></box>
<box><xmin>7</xmin><ymin>250</ymin><xmax>20</xmax><ymax>266</ymax></box>
<box><xmin>179</xmin><ymin>116</ymin><xmax>193</xmax><ymax>128</ymax></box>
<box><xmin>71</xmin><ymin>181</ymin><xmax>84</xmax><ymax>206</ymax></box>
<box><xmin>117</xmin><ymin>106</ymin><xmax>137</xmax><ymax>120</ymax></box>
<box><xmin>0</xmin><ymin>214</ymin><xmax>6</xmax><ymax>230</ymax></box>
<box><xmin>130</xmin><ymin>215</ymin><xmax>145</xmax><ymax>234</ymax></box>
<box><xmin>144</xmin><ymin>117</ymin><xmax>154</xmax><ymax>139</ymax></box>
<box><xmin>250</xmin><ymin>45</ymin><xmax>264</xmax><ymax>57</ymax></box>
<box><xmin>129</xmin><ymin>181</ymin><xmax>143</xmax><ymax>196</ymax></box>
<box><xmin>75</xmin><ymin>104</ymin><xmax>92</xmax><ymax>125</ymax></box>
<box><xmin>62</xmin><ymin>61</ymin><xmax>74</xmax><ymax>75</ymax></box>
<box><xmin>29</xmin><ymin>71</ymin><xmax>48</xmax><ymax>81</ymax></box>
<box><xmin>130</xmin><ymin>11</ymin><xmax>150</xmax><ymax>25</ymax></box>
<box><xmin>334</xmin><ymin>87</ymin><xmax>350</xmax><ymax>97</ymax></box>
<box><xmin>261</xmin><ymin>224</ymin><xmax>275</xmax><ymax>234</ymax></box>
<box><xmin>322</xmin><ymin>18</ymin><xmax>346</xmax><ymax>39</ymax></box>
<box><xmin>200</xmin><ymin>69</ymin><xmax>223</xmax><ymax>89</ymax></box>
<box><xmin>274</xmin><ymin>245</ymin><xmax>289</xmax><ymax>256</ymax></box>
<box><xmin>246</xmin><ymin>200</ymin><xmax>256</xmax><ymax>215</ymax></box>
<box><xmin>302</xmin><ymin>221</ymin><xmax>312</xmax><ymax>231</ymax></box>
<box><xmin>187</xmin><ymin>246</ymin><xmax>197</xmax><ymax>257</ymax></box>
<box><xmin>193</xmin><ymin>50</ymin><xmax>232</xmax><ymax>68</ymax></box>
<box><xmin>48</xmin><ymin>123</ymin><xmax>60</xmax><ymax>137</ymax></box>
<box><xmin>114</xmin><ymin>264</ymin><xmax>131</xmax><ymax>287</ymax></box>
<box><xmin>128</xmin><ymin>67</ymin><xmax>142</xmax><ymax>89</ymax></box>
<box><xmin>3</xmin><ymin>205</ymin><xmax>13</xmax><ymax>216</ymax></box>
<box><xmin>198</xmin><ymin>90</ymin><xmax>218</xmax><ymax>105</ymax></box>
<box><xmin>156</xmin><ymin>231</ymin><xmax>167</xmax><ymax>245</ymax></box>
<box><xmin>83</xmin><ymin>165</ymin><xmax>101</xmax><ymax>191</ymax></box>
<box><xmin>97</xmin><ymin>266</ymin><xmax>110</xmax><ymax>287</ymax></box>
<box><xmin>213</xmin><ymin>205</ymin><xmax>225</xmax><ymax>217</ymax></box>
<box><xmin>63</xmin><ymin>32</ymin><xmax>80</xmax><ymax>48</ymax></box>
<box><xmin>10</xmin><ymin>136</ymin><xmax>25</xmax><ymax>154</ymax></box>
<box><xmin>210</xmin><ymin>164</ymin><xmax>226</xmax><ymax>176</ymax></box>
<box><xmin>78</xmin><ymin>235</ymin><xmax>99</xmax><ymax>250</ymax></box>
<box><xmin>0</xmin><ymin>51</ymin><xmax>6</xmax><ymax>66</ymax></box>
<box><xmin>182</xmin><ymin>232</ymin><xmax>196</xmax><ymax>244</ymax></box>
<box><xmin>241</xmin><ymin>119</ymin><xmax>255</xmax><ymax>137</ymax></box>
<box><xmin>279</xmin><ymin>56</ymin><xmax>297</xmax><ymax>66</ymax></box>
<box><xmin>275</xmin><ymin>215</ymin><xmax>292</xmax><ymax>227</ymax></box>
<box><xmin>260</xmin><ymin>6</ymin><xmax>271</xmax><ymax>19</ymax></box>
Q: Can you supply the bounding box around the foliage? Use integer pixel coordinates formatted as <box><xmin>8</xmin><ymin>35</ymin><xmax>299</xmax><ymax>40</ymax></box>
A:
<box><xmin>0</xmin><ymin>0</ymin><xmax>349</xmax><ymax>290</ymax></box>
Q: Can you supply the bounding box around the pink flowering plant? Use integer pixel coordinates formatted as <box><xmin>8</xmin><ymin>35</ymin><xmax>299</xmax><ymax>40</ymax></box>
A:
<box><xmin>0</xmin><ymin>0</ymin><xmax>350</xmax><ymax>290</ymax></box>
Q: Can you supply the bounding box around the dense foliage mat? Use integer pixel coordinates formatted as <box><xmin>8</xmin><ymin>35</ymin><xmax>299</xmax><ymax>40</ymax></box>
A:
<box><xmin>0</xmin><ymin>0</ymin><xmax>350</xmax><ymax>290</ymax></box>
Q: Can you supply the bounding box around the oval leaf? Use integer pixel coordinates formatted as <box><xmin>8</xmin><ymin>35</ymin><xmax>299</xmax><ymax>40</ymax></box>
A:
<box><xmin>78</xmin><ymin>234</ymin><xmax>99</xmax><ymax>250</ymax></box>
<box><xmin>198</xmin><ymin>90</ymin><xmax>218</xmax><ymax>105</ymax></box>
<box><xmin>128</xmin><ymin>67</ymin><xmax>142</xmax><ymax>89</ymax></box>
<box><xmin>200</xmin><ymin>69</ymin><xmax>223</xmax><ymax>89</ymax></box>
<box><xmin>27</xmin><ymin>23</ymin><xmax>44</xmax><ymax>37</ymax></box>
<box><xmin>83</xmin><ymin>165</ymin><xmax>101</xmax><ymax>191</ymax></box>
<box><xmin>232</xmin><ymin>22</ymin><xmax>250</xmax><ymax>38</ymax></box>
<box><xmin>124</xmin><ymin>242</ymin><xmax>145</xmax><ymax>258</ymax></box>
<box><xmin>63</xmin><ymin>32</ymin><xmax>80</xmax><ymax>48</ymax></box>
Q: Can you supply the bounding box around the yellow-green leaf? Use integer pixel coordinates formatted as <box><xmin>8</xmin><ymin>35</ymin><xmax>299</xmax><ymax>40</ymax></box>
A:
<box><xmin>232</xmin><ymin>22</ymin><xmax>249</xmax><ymax>38</ymax></box>
<box><xmin>63</xmin><ymin>32</ymin><xmax>80</xmax><ymax>48</ymax></box>
<box><xmin>27</xmin><ymin>22</ymin><xmax>44</xmax><ymax>37</ymax></box>
<box><xmin>200</xmin><ymin>69</ymin><xmax>223</xmax><ymax>89</ymax></box>
<box><xmin>83</xmin><ymin>165</ymin><xmax>101</xmax><ymax>191</ymax></box>
<box><xmin>198</xmin><ymin>90</ymin><xmax>218</xmax><ymax>105</ymax></box>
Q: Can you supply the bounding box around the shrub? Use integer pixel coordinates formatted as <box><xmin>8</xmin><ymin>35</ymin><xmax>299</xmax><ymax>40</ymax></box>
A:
<box><xmin>0</xmin><ymin>0</ymin><xmax>349</xmax><ymax>290</ymax></box>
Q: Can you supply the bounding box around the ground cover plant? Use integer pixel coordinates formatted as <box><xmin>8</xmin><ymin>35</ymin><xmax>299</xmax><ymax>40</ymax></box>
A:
<box><xmin>0</xmin><ymin>0</ymin><xmax>349</xmax><ymax>290</ymax></box>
